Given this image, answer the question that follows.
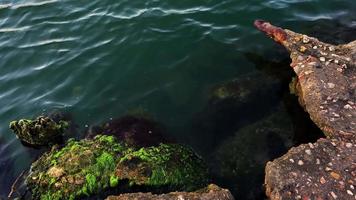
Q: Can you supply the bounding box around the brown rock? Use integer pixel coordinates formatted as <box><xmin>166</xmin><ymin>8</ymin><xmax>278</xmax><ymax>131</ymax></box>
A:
<box><xmin>105</xmin><ymin>184</ymin><xmax>234</xmax><ymax>200</ymax></box>
<box><xmin>254</xmin><ymin>20</ymin><xmax>355</xmax><ymax>141</ymax></box>
<box><xmin>255</xmin><ymin>20</ymin><xmax>356</xmax><ymax>200</ymax></box>
<box><xmin>265</xmin><ymin>138</ymin><xmax>355</xmax><ymax>200</ymax></box>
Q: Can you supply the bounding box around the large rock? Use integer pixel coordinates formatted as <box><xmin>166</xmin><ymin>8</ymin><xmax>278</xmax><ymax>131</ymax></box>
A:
<box><xmin>254</xmin><ymin>20</ymin><xmax>355</xmax><ymax>140</ymax></box>
<box><xmin>106</xmin><ymin>184</ymin><xmax>234</xmax><ymax>200</ymax></box>
<box><xmin>26</xmin><ymin>135</ymin><xmax>209</xmax><ymax>200</ymax></box>
<box><xmin>255</xmin><ymin>20</ymin><xmax>356</xmax><ymax>200</ymax></box>
<box><xmin>265</xmin><ymin>138</ymin><xmax>355</xmax><ymax>200</ymax></box>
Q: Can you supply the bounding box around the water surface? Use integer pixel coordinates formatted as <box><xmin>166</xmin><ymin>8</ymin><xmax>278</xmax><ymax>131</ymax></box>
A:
<box><xmin>0</xmin><ymin>0</ymin><xmax>355</xmax><ymax>199</ymax></box>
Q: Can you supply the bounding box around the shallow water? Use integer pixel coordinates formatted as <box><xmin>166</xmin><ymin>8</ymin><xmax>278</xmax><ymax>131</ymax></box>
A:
<box><xmin>0</xmin><ymin>0</ymin><xmax>355</xmax><ymax>199</ymax></box>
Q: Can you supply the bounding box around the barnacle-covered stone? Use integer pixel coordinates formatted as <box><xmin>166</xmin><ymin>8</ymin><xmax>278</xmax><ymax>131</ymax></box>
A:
<box><xmin>9</xmin><ymin>116</ymin><xmax>69</xmax><ymax>146</ymax></box>
<box><xmin>255</xmin><ymin>20</ymin><xmax>356</xmax><ymax>200</ymax></box>
<box><xmin>255</xmin><ymin>20</ymin><xmax>355</xmax><ymax>140</ymax></box>
<box><xmin>26</xmin><ymin>135</ymin><xmax>209</xmax><ymax>200</ymax></box>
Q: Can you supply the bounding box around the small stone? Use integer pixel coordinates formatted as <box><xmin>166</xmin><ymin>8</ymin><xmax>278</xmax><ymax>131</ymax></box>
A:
<box><xmin>289</xmin><ymin>159</ymin><xmax>295</xmax><ymax>163</ymax></box>
<box><xmin>303</xmin><ymin>36</ymin><xmax>310</xmax><ymax>43</ymax></box>
<box><xmin>337</xmin><ymin>68</ymin><xmax>343</xmax><ymax>72</ymax></box>
<box><xmin>313</xmin><ymin>46</ymin><xmax>318</xmax><ymax>49</ymax></box>
<box><xmin>298</xmin><ymin>160</ymin><xmax>304</xmax><ymax>166</ymax></box>
<box><xmin>334</xmin><ymin>59</ymin><xmax>339</xmax><ymax>64</ymax></box>
<box><xmin>320</xmin><ymin>57</ymin><xmax>326</xmax><ymax>62</ymax></box>
<box><xmin>350</xmin><ymin>185</ymin><xmax>355</xmax><ymax>190</ymax></box>
<box><xmin>344</xmin><ymin>104</ymin><xmax>352</xmax><ymax>109</ymax></box>
<box><xmin>328</xmin><ymin>46</ymin><xmax>335</xmax><ymax>51</ymax></box>
<box><xmin>320</xmin><ymin>177</ymin><xmax>326</xmax><ymax>184</ymax></box>
<box><xmin>347</xmin><ymin>190</ymin><xmax>353</xmax><ymax>195</ymax></box>
<box><xmin>346</xmin><ymin>143</ymin><xmax>353</xmax><ymax>148</ymax></box>
<box><xmin>316</xmin><ymin>158</ymin><xmax>320</xmax><ymax>165</ymax></box>
<box><xmin>305</xmin><ymin>149</ymin><xmax>312</xmax><ymax>155</ymax></box>
<box><xmin>327</xmin><ymin>83</ymin><xmax>335</xmax><ymax>89</ymax></box>
<box><xmin>325</xmin><ymin>167</ymin><xmax>332</xmax><ymax>171</ymax></box>
<box><xmin>330</xmin><ymin>172</ymin><xmax>341</xmax><ymax>180</ymax></box>
<box><xmin>300</xmin><ymin>46</ymin><xmax>307</xmax><ymax>52</ymax></box>
<box><xmin>330</xmin><ymin>191</ymin><xmax>337</xmax><ymax>199</ymax></box>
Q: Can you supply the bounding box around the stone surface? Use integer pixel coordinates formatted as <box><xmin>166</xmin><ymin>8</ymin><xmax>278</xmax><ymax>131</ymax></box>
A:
<box><xmin>9</xmin><ymin>116</ymin><xmax>69</xmax><ymax>147</ymax></box>
<box><xmin>106</xmin><ymin>184</ymin><xmax>234</xmax><ymax>200</ymax></box>
<box><xmin>265</xmin><ymin>138</ymin><xmax>356</xmax><ymax>200</ymax></box>
<box><xmin>255</xmin><ymin>20</ymin><xmax>355</xmax><ymax>141</ymax></box>
<box><xmin>255</xmin><ymin>20</ymin><xmax>356</xmax><ymax>200</ymax></box>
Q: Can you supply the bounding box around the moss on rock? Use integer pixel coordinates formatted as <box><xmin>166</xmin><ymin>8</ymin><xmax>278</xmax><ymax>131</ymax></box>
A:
<box><xmin>27</xmin><ymin>135</ymin><xmax>208</xmax><ymax>200</ymax></box>
<box><xmin>9</xmin><ymin>116</ymin><xmax>69</xmax><ymax>146</ymax></box>
<box><xmin>116</xmin><ymin>143</ymin><xmax>209</xmax><ymax>191</ymax></box>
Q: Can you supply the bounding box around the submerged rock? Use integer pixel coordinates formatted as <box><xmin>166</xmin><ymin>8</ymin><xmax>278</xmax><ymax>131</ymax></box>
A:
<box><xmin>255</xmin><ymin>20</ymin><xmax>355</xmax><ymax>140</ymax></box>
<box><xmin>9</xmin><ymin>116</ymin><xmax>69</xmax><ymax>147</ymax></box>
<box><xmin>26</xmin><ymin>135</ymin><xmax>208</xmax><ymax>200</ymax></box>
<box><xmin>211</xmin><ymin>105</ymin><xmax>293</xmax><ymax>199</ymax></box>
<box><xmin>106</xmin><ymin>184</ymin><xmax>234</xmax><ymax>200</ymax></box>
<box><xmin>255</xmin><ymin>20</ymin><xmax>356</xmax><ymax>199</ymax></box>
<box><xmin>191</xmin><ymin>72</ymin><xmax>283</xmax><ymax>154</ymax></box>
<box><xmin>85</xmin><ymin>115</ymin><xmax>168</xmax><ymax>148</ymax></box>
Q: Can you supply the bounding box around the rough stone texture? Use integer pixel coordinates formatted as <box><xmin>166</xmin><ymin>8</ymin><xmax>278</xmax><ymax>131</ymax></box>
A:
<box><xmin>9</xmin><ymin>116</ymin><xmax>68</xmax><ymax>147</ymax></box>
<box><xmin>106</xmin><ymin>184</ymin><xmax>234</xmax><ymax>200</ymax></box>
<box><xmin>255</xmin><ymin>20</ymin><xmax>356</xmax><ymax>200</ymax></box>
<box><xmin>255</xmin><ymin>20</ymin><xmax>355</xmax><ymax>141</ymax></box>
<box><xmin>265</xmin><ymin>138</ymin><xmax>356</xmax><ymax>200</ymax></box>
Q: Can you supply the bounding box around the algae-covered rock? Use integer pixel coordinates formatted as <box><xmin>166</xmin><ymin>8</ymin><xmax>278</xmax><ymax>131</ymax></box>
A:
<box><xmin>9</xmin><ymin>116</ymin><xmax>69</xmax><ymax>147</ymax></box>
<box><xmin>116</xmin><ymin>143</ymin><xmax>209</xmax><ymax>192</ymax></box>
<box><xmin>27</xmin><ymin>135</ymin><xmax>208</xmax><ymax>200</ymax></box>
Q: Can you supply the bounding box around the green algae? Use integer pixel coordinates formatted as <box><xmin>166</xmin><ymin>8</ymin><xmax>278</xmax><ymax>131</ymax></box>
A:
<box><xmin>9</xmin><ymin>116</ymin><xmax>69</xmax><ymax>146</ymax></box>
<box><xmin>27</xmin><ymin>135</ymin><xmax>209</xmax><ymax>200</ymax></box>
<box><xmin>116</xmin><ymin>143</ymin><xmax>209</xmax><ymax>191</ymax></box>
<box><xmin>27</xmin><ymin>135</ymin><xmax>124</xmax><ymax>200</ymax></box>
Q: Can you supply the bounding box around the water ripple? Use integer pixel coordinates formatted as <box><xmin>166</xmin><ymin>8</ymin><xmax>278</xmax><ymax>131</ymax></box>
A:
<box><xmin>18</xmin><ymin>37</ymin><xmax>79</xmax><ymax>48</ymax></box>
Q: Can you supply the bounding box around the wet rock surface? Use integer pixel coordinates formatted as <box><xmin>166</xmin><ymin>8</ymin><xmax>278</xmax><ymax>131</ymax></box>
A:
<box><xmin>9</xmin><ymin>116</ymin><xmax>69</xmax><ymax>147</ymax></box>
<box><xmin>105</xmin><ymin>184</ymin><xmax>234</xmax><ymax>200</ymax></box>
<box><xmin>255</xmin><ymin>20</ymin><xmax>355</xmax><ymax>140</ymax></box>
<box><xmin>255</xmin><ymin>20</ymin><xmax>356</xmax><ymax>200</ymax></box>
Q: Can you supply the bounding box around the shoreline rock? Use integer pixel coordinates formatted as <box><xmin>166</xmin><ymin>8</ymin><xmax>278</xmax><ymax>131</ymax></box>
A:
<box><xmin>255</xmin><ymin>20</ymin><xmax>355</xmax><ymax>199</ymax></box>
<box><xmin>9</xmin><ymin>116</ymin><xmax>69</xmax><ymax>147</ymax></box>
<box><xmin>106</xmin><ymin>184</ymin><xmax>234</xmax><ymax>200</ymax></box>
<box><xmin>26</xmin><ymin>135</ymin><xmax>209</xmax><ymax>200</ymax></box>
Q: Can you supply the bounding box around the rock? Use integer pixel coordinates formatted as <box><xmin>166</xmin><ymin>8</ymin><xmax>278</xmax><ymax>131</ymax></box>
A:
<box><xmin>26</xmin><ymin>135</ymin><xmax>209</xmax><ymax>200</ymax></box>
<box><xmin>254</xmin><ymin>20</ymin><xmax>355</xmax><ymax>140</ymax></box>
<box><xmin>9</xmin><ymin>116</ymin><xmax>69</xmax><ymax>147</ymax></box>
<box><xmin>85</xmin><ymin>115</ymin><xmax>169</xmax><ymax>148</ymax></box>
<box><xmin>105</xmin><ymin>184</ymin><xmax>234</xmax><ymax>200</ymax></box>
<box><xmin>255</xmin><ymin>20</ymin><xmax>356</xmax><ymax>200</ymax></box>
<box><xmin>265</xmin><ymin>138</ymin><xmax>356</xmax><ymax>200</ymax></box>
<box><xmin>191</xmin><ymin>72</ymin><xmax>283</xmax><ymax>154</ymax></box>
<box><xmin>211</xmin><ymin>105</ymin><xmax>293</xmax><ymax>199</ymax></box>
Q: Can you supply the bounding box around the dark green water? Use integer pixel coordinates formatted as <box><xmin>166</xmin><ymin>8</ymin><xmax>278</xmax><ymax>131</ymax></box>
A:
<box><xmin>0</xmin><ymin>0</ymin><xmax>355</xmax><ymax>199</ymax></box>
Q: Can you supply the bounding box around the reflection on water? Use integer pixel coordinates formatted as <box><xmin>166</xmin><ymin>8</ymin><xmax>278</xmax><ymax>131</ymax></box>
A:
<box><xmin>0</xmin><ymin>0</ymin><xmax>355</xmax><ymax>198</ymax></box>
